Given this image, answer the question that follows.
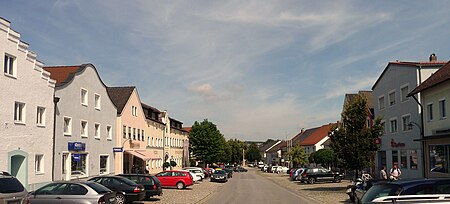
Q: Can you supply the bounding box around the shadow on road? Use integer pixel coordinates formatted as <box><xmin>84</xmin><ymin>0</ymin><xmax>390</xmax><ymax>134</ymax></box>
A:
<box><xmin>302</xmin><ymin>186</ymin><xmax>346</xmax><ymax>192</ymax></box>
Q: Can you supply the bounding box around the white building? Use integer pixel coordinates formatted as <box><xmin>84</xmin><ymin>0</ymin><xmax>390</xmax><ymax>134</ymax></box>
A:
<box><xmin>372</xmin><ymin>55</ymin><xmax>446</xmax><ymax>178</ymax></box>
<box><xmin>0</xmin><ymin>17</ymin><xmax>56</xmax><ymax>190</ymax></box>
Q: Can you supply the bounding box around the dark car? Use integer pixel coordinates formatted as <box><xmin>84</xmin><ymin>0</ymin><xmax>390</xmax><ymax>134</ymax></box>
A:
<box><xmin>210</xmin><ymin>170</ymin><xmax>228</xmax><ymax>183</ymax></box>
<box><xmin>117</xmin><ymin>174</ymin><xmax>163</xmax><ymax>199</ymax></box>
<box><xmin>358</xmin><ymin>178</ymin><xmax>450</xmax><ymax>204</ymax></box>
<box><xmin>29</xmin><ymin>181</ymin><xmax>116</xmax><ymax>204</ymax></box>
<box><xmin>300</xmin><ymin>167</ymin><xmax>343</xmax><ymax>184</ymax></box>
<box><xmin>235</xmin><ymin>166</ymin><xmax>248</xmax><ymax>172</ymax></box>
<box><xmin>223</xmin><ymin>168</ymin><xmax>233</xmax><ymax>178</ymax></box>
<box><xmin>88</xmin><ymin>175</ymin><xmax>145</xmax><ymax>204</ymax></box>
<box><xmin>0</xmin><ymin>171</ymin><xmax>28</xmax><ymax>204</ymax></box>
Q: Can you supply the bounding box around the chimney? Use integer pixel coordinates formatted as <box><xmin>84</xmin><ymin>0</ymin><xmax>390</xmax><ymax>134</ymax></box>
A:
<box><xmin>429</xmin><ymin>53</ymin><xmax>437</xmax><ymax>62</ymax></box>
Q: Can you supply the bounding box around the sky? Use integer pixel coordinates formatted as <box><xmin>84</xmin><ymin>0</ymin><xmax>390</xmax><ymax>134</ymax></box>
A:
<box><xmin>2</xmin><ymin>1</ymin><xmax>450</xmax><ymax>141</ymax></box>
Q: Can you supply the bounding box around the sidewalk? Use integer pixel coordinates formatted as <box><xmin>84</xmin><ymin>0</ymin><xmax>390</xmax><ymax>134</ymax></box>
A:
<box><xmin>256</xmin><ymin>169</ymin><xmax>352</xmax><ymax>204</ymax></box>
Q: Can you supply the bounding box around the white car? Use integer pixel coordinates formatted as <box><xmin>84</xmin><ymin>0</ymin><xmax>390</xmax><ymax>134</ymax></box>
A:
<box><xmin>275</xmin><ymin>166</ymin><xmax>289</xmax><ymax>173</ymax></box>
<box><xmin>182</xmin><ymin>167</ymin><xmax>205</xmax><ymax>179</ymax></box>
<box><xmin>182</xmin><ymin>169</ymin><xmax>204</xmax><ymax>181</ymax></box>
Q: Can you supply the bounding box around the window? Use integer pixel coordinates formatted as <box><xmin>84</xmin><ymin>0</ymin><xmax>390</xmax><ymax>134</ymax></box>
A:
<box><xmin>440</xmin><ymin>99</ymin><xmax>447</xmax><ymax>119</ymax></box>
<box><xmin>138</xmin><ymin>129</ymin><xmax>141</xmax><ymax>141</ymax></box>
<box><xmin>128</xmin><ymin>127</ymin><xmax>131</xmax><ymax>139</ymax></box>
<box><xmin>66</xmin><ymin>184</ymin><xmax>88</xmax><ymax>195</ymax></box>
<box><xmin>94</xmin><ymin>94</ymin><xmax>101</xmax><ymax>110</ymax></box>
<box><xmin>400</xmin><ymin>150</ymin><xmax>407</xmax><ymax>169</ymax></box>
<box><xmin>4</xmin><ymin>54</ymin><xmax>15</xmax><ymax>77</ymax></box>
<box><xmin>64</xmin><ymin>117</ymin><xmax>72</xmax><ymax>135</ymax></box>
<box><xmin>133</xmin><ymin>128</ymin><xmax>136</xmax><ymax>140</ymax></box>
<box><xmin>100</xmin><ymin>155</ymin><xmax>108</xmax><ymax>175</ymax></box>
<box><xmin>392</xmin><ymin>150</ymin><xmax>398</xmax><ymax>166</ymax></box>
<box><xmin>106</xmin><ymin>126</ymin><xmax>112</xmax><ymax>140</ymax></box>
<box><xmin>389</xmin><ymin>91</ymin><xmax>396</xmax><ymax>106</ymax></box>
<box><xmin>35</xmin><ymin>154</ymin><xmax>43</xmax><ymax>173</ymax></box>
<box><xmin>36</xmin><ymin>107</ymin><xmax>45</xmax><ymax>126</ymax></box>
<box><xmin>142</xmin><ymin>130</ymin><xmax>145</xmax><ymax>142</ymax></box>
<box><xmin>81</xmin><ymin>120</ymin><xmax>88</xmax><ymax>137</ymax></box>
<box><xmin>14</xmin><ymin>102</ymin><xmax>25</xmax><ymax>123</ymax></box>
<box><xmin>378</xmin><ymin>96</ymin><xmax>385</xmax><ymax>109</ymax></box>
<box><xmin>410</xmin><ymin>150</ymin><xmax>418</xmax><ymax>169</ymax></box>
<box><xmin>71</xmin><ymin>153</ymin><xmax>87</xmax><ymax>178</ymax></box>
<box><xmin>123</xmin><ymin>126</ymin><xmax>127</xmax><ymax>139</ymax></box>
<box><xmin>132</xmin><ymin>106</ymin><xmax>137</xmax><ymax>116</ymax></box>
<box><xmin>94</xmin><ymin>123</ymin><xmax>100</xmax><ymax>139</ymax></box>
<box><xmin>380</xmin><ymin>120</ymin><xmax>386</xmax><ymax>135</ymax></box>
<box><xmin>427</xmin><ymin>103</ymin><xmax>434</xmax><ymax>121</ymax></box>
<box><xmin>430</xmin><ymin>145</ymin><xmax>448</xmax><ymax>174</ymax></box>
<box><xmin>402</xmin><ymin>115</ymin><xmax>412</xmax><ymax>131</ymax></box>
<box><xmin>400</xmin><ymin>85</ymin><xmax>409</xmax><ymax>102</ymax></box>
<box><xmin>81</xmin><ymin>89</ymin><xmax>88</xmax><ymax>106</ymax></box>
<box><xmin>390</xmin><ymin>119</ymin><xmax>397</xmax><ymax>133</ymax></box>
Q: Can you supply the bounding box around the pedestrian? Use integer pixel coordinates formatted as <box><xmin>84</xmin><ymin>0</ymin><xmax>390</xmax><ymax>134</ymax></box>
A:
<box><xmin>389</xmin><ymin>164</ymin><xmax>402</xmax><ymax>180</ymax></box>
<box><xmin>380</xmin><ymin>166</ymin><xmax>387</xmax><ymax>180</ymax></box>
<box><xmin>145</xmin><ymin>163</ymin><xmax>150</xmax><ymax>174</ymax></box>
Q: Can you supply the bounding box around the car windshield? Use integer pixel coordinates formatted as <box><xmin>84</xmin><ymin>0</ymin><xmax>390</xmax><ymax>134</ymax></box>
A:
<box><xmin>118</xmin><ymin>177</ymin><xmax>137</xmax><ymax>186</ymax></box>
<box><xmin>0</xmin><ymin>177</ymin><xmax>25</xmax><ymax>193</ymax></box>
<box><xmin>86</xmin><ymin>182</ymin><xmax>111</xmax><ymax>194</ymax></box>
<box><xmin>361</xmin><ymin>183</ymin><xmax>401</xmax><ymax>203</ymax></box>
<box><xmin>214</xmin><ymin>170</ymin><xmax>226</xmax><ymax>174</ymax></box>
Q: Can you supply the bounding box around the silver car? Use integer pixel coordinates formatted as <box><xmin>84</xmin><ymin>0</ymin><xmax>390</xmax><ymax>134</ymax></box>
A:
<box><xmin>0</xmin><ymin>172</ymin><xmax>28</xmax><ymax>204</ymax></box>
<box><xmin>29</xmin><ymin>181</ymin><xmax>116</xmax><ymax>204</ymax></box>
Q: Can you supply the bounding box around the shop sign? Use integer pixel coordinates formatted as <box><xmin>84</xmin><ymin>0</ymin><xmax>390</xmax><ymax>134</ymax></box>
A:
<box><xmin>73</xmin><ymin>154</ymin><xmax>81</xmax><ymax>162</ymax></box>
<box><xmin>391</xmin><ymin>139</ymin><xmax>405</xmax><ymax>148</ymax></box>
<box><xmin>68</xmin><ymin>142</ymin><xmax>86</xmax><ymax>151</ymax></box>
<box><xmin>113</xmin><ymin>147</ymin><xmax>123</xmax><ymax>152</ymax></box>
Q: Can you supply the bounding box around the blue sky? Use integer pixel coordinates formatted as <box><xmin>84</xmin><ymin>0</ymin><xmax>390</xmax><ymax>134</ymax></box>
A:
<box><xmin>2</xmin><ymin>1</ymin><xmax>450</xmax><ymax>141</ymax></box>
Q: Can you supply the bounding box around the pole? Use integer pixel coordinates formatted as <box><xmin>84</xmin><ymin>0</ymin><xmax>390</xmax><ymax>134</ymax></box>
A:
<box><xmin>52</xmin><ymin>96</ymin><xmax>60</xmax><ymax>181</ymax></box>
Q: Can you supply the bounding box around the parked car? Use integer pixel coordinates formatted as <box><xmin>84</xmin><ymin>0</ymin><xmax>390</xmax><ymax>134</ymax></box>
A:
<box><xmin>184</xmin><ymin>169</ymin><xmax>204</xmax><ymax>181</ymax></box>
<box><xmin>235</xmin><ymin>166</ymin><xmax>248</xmax><ymax>172</ymax></box>
<box><xmin>29</xmin><ymin>180</ymin><xmax>116</xmax><ymax>204</ymax></box>
<box><xmin>358</xmin><ymin>178</ymin><xmax>450</xmax><ymax>204</ymax></box>
<box><xmin>0</xmin><ymin>171</ymin><xmax>28</xmax><ymax>204</ymax></box>
<box><xmin>257</xmin><ymin>162</ymin><xmax>264</xmax><ymax>168</ymax></box>
<box><xmin>223</xmin><ymin>168</ymin><xmax>233</xmax><ymax>178</ymax></box>
<box><xmin>268</xmin><ymin>166</ymin><xmax>278</xmax><ymax>173</ymax></box>
<box><xmin>300</xmin><ymin>167</ymin><xmax>343</xmax><ymax>184</ymax></box>
<box><xmin>117</xmin><ymin>174</ymin><xmax>162</xmax><ymax>199</ymax></box>
<box><xmin>275</xmin><ymin>166</ymin><xmax>289</xmax><ymax>174</ymax></box>
<box><xmin>88</xmin><ymin>175</ymin><xmax>145</xmax><ymax>204</ymax></box>
<box><xmin>210</xmin><ymin>170</ymin><xmax>228</xmax><ymax>183</ymax></box>
<box><xmin>290</xmin><ymin>168</ymin><xmax>305</xmax><ymax>181</ymax></box>
<box><xmin>262</xmin><ymin>165</ymin><xmax>269</xmax><ymax>172</ymax></box>
<box><xmin>204</xmin><ymin>168</ymin><xmax>214</xmax><ymax>177</ymax></box>
<box><xmin>155</xmin><ymin>170</ymin><xmax>194</xmax><ymax>190</ymax></box>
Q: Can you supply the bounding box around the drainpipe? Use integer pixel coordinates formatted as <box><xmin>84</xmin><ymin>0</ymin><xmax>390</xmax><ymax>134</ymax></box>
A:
<box><xmin>52</xmin><ymin>96</ymin><xmax>60</xmax><ymax>181</ymax></box>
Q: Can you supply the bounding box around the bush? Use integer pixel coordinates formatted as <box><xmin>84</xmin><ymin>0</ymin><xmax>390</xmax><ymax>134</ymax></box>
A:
<box><xmin>163</xmin><ymin>162</ymin><xmax>170</xmax><ymax>168</ymax></box>
<box><xmin>170</xmin><ymin>161</ymin><xmax>177</xmax><ymax>167</ymax></box>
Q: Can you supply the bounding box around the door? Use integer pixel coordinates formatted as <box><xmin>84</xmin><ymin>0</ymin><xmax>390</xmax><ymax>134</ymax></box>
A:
<box><xmin>10</xmin><ymin>155</ymin><xmax>27</xmax><ymax>187</ymax></box>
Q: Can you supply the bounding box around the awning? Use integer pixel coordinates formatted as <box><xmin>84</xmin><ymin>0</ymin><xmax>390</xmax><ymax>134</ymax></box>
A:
<box><xmin>124</xmin><ymin>150</ymin><xmax>160</xmax><ymax>161</ymax></box>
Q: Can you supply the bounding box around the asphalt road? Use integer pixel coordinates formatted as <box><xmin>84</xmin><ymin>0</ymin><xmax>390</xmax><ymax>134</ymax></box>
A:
<box><xmin>204</xmin><ymin>168</ymin><xmax>316</xmax><ymax>204</ymax></box>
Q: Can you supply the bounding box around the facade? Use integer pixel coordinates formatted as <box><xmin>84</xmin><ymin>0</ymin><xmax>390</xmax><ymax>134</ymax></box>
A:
<box><xmin>259</xmin><ymin>140</ymin><xmax>281</xmax><ymax>165</ymax></box>
<box><xmin>0</xmin><ymin>17</ymin><xmax>56</xmax><ymax>190</ymax></box>
<box><xmin>372</xmin><ymin>56</ymin><xmax>446</xmax><ymax>179</ymax></box>
<box><xmin>166</xmin><ymin>117</ymin><xmax>189</xmax><ymax>170</ymax></box>
<box><xmin>107</xmin><ymin>87</ymin><xmax>151</xmax><ymax>174</ymax></box>
<box><xmin>300</xmin><ymin>123</ymin><xmax>336</xmax><ymax>155</ymax></box>
<box><xmin>409</xmin><ymin>61</ymin><xmax>450</xmax><ymax>178</ymax></box>
<box><xmin>141</xmin><ymin>103</ymin><xmax>165</xmax><ymax>174</ymax></box>
<box><xmin>44</xmin><ymin>64</ymin><xmax>117</xmax><ymax>181</ymax></box>
<box><xmin>266</xmin><ymin>141</ymin><xmax>286</xmax><ymax>166</ymax></box>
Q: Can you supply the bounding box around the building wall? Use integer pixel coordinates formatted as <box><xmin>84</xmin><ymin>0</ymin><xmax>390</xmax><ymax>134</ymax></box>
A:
<box><xmin>373</xmin><ymin>64</ymin><xmax>440</xmax><ymax>178</ymax></box>
<box><xmin>168</xmin><ymin>127</ymin><xmax>188</xmax><ymax>170</ymax></box>
<box><xmin>53</xmin><ymin>65</ymin><xmax>116</xmax><ymax>181</ymax></box>
<box><xmin>0</xmin><ymin>18</ymin><xmax>55</xmax><ymax>190</ymax></box>
<box><xmin>144</xmin><ymin>119</ymin><xmax>165</xmax><ymax>174</ymax></box>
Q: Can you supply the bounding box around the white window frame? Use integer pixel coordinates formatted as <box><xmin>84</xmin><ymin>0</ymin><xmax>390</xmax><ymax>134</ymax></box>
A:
<box><xmin>99</xmin><ymin>154</ymin><xmax>109</xmax><ymax>175</ymax></box>
<box><xmin>427</xmin><ymin>103</ymin><xmax>434</xmax><ymax>122</ymax></box>
<box><xmin>63</xmin><ymin>116</ymin><xmax>72</xmax><ymax>136</ymax></box>
<box><xmin>35</xmin><ymin>154</ymin><xmax>44</xmax><ymax>174</ymax></box>
<box><xmin>4</xmin><ymin>54</ymin><xmax>16</xmax><ymax>78</ymax></box>
<box><xmin>36</xmin><ymin>106</ymin><xmax>46</xmax><ymax>127</ymax></box>
<box><xmin>14</xmin><ymin>101</ymin><xmax>26</xmax><ymax>124</ymax></box>
<box><xmin>94</xmin><ymin>93</ymin><xmax>101</xmax><ymax>110</ymax></box>
<box><xmin>106</xmin><ymin>125</ymin><xmax>112</xmax><ymax>140</ymax></box>
<box><xmin>81</xmin><ymin>120</ymin><xmax>88</xmax><ymax>138</ymax></box>
<box><xmin>81</xmin><ymin>88</ymin><xmax>88</xmax><ymax>106</ymax></box>
<box><xmin>378</xmin><ymin>95</ymin><xmax>385</xmax><ymax>110</ymax></box>
<box><xmin>390</xmin><ymin>118</ymin><xmax>398</xmax><ymax>133</ymax></box>
<box><xmin>94</xmin><ymin>123</ymin><xmax>100</xmax><ymax>139</ymax></box>
<box><xmin>439</xmin><ymin>98</ymin><xmax>447</xmax><ymax>119</ymax></box>
<box><xmin>400</xmin><ymin>84</ymin><xmax>409</xmax><ymax>102</ymax></box>
<box><xmin>388</xmin><ymin>90</ymin><xmax>396</xmax><ymax>106</ymax></box>
<box><xmin>402</xmin><ymin>114</ymin><xmax>412</xmax><ymax>132</ymax></box>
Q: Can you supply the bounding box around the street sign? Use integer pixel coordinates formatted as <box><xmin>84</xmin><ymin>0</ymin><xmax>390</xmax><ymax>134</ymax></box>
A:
<box><xmin>113</xmin><ymin>147</ymin><xmax>123</xmax><ymax>152</ymax></box>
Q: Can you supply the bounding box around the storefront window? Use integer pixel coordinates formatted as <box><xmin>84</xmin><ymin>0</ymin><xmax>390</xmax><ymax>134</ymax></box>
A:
<box><xmin>392</xmin><ymin>150</ymin><xmax>398</xmax><ymax>166</ymax></box>
<box><xmin>379</xmin><ymin>151</ymin><xmax>386</xmax><ymax>167</ymax></box>
<box><xmin>100</xmin><ymin>155</ymin><xmax>108</xmax><ymax>174</ymax></box>
<box><xmin>430</xmin><ymin>145</ymin><xmax>448</xmax><ymax>174</ymax></box>
<box><xmin>71</xmin><ymin>154</ymin><xmax>87</xmax><ymax>177</ymax></box>
<box><xmin>400</xmin><ymin>150</ymin><xmax>407</xmax><ymax>169</ymax></box>
<box><xmin>410</xmin><ymin>150</ymin><xmax>418</xmax><ymax>169</ymax></box>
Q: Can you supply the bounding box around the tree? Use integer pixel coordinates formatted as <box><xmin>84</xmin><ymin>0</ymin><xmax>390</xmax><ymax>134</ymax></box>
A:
<box><xmin>313</xmin><ymin>149</ymin><xmax>335</xmax><ymax>168</ymax></box>
<box><xmin>224</xmin><ymin>139</ymin><xmax>246</xmax><ymax>164</ymax></box>
<box><xmin>246</xmin><ymin>143</ymin><xmax>262</xmax><ymax>163</ymax></box>
<box><xmin>189</xmin><ymin>119</ymin><xmax>226</xmax><ymax>166</ymax></box>
<box><xmin>289</xmin><ymin>144</ymin><xmax>308</xmax><ymax>167</ymax></box>
<box><xmin>170</xmin><ymin>161</ymin><xmax>177</xmax><ymax>168</ymax></box>
<box><xmin>330</xmin><ymin>94</ymin><xmax>382</xmax><ymax>179</ymax></box>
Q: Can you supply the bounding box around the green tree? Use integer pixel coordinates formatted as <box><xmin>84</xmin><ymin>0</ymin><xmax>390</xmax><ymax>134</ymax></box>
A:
<box><xmin>289</xmin><ymin>144</ymin><xmax>308</xmax><ymax>167</ymax></box>
<box><xmin>330</xmin><ymin>94</ymin><xmax>382</xmax><ymax>179</ymax></box>
<box><xmin>225</xmin><ymin>139</ymin><xmax>246</xmax><ymax>164</ymax></box>
<box><xmin>189</xmin><ymin>119</ymin><xmax>226</xmax><ymax>166</ymax></box>
<box><xmin>313</xmin><ymin>149</ymin><xmax>335</xmax><ymax>168</ymax></box>
<box><xmin>246</xmin><ymin>143</ymin><xmax>262</xmax><ymax>163</ymax></box>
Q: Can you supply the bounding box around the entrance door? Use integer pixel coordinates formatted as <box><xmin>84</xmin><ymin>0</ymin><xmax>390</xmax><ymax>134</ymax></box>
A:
<box><xmin>11</xmin><ymin>155</ymin><xmax>26</xmax><ymax>187</ymax></box>
<box><xmin>62</xmin><ymin>153</ymin><xmax>69</xmax><ymax>180</ymax></box>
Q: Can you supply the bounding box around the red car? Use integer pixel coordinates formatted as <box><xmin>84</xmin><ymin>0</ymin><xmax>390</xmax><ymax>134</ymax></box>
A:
<box><xmin>155</xmin><ymin>170</ymin><xmax>193</xmax><ymax>189</ymax></box>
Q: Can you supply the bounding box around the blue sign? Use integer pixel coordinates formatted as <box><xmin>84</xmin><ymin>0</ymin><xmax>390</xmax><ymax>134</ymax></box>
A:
<box><xmin>113</xmin><ymin>147</ymin><xmax>123</xmax><ymax>152</ymax></box>
<box><xmin>73</xmin><ymin>154</ymin><xmax>81</xmax><ymax>162</ymax></box>
<box><xmin>68</xmin><ymin>142</ymin><xmax>86</xmax><ymax>151</ymax></box>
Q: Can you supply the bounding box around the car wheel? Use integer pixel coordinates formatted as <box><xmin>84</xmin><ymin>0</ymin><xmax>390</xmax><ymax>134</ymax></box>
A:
<box><xmin>176</xmin><ymin>182</ymin><xmax>185</xmax><ymax>189</ymax></box>
<box><xmin>307</xmin><ymin>177</ymin><xmax>315</xmax><ymax>184</ymax></box>
<box><xmin>334</xmin><ymin>176</ymin><xmax>341</xmax><ymax>183</ymax></box>
<box><xmin>116</xmin><ymin>194</ymin><xmax>126</xmax><ymax>204</ymax></box>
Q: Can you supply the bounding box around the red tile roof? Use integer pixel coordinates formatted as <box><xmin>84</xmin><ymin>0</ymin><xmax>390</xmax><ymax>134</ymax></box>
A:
<box><xmin>183</xmin><ymin>127</ymin><xmax>192</xmax><ymax>133</ymax></box>
<box><xmin>300</xmin><ymin>123</ymin><xmax>336</xmax><ymax>146</ymax></box>
<box><xmin>409</xmin><ymin>61</ymin><xmax>450</xmax><ymax>96</ymax></box>
<box><xmin>43</xmin><ymin>65</ymin><xmax>82</xmax><ymax>86</ymax></box>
